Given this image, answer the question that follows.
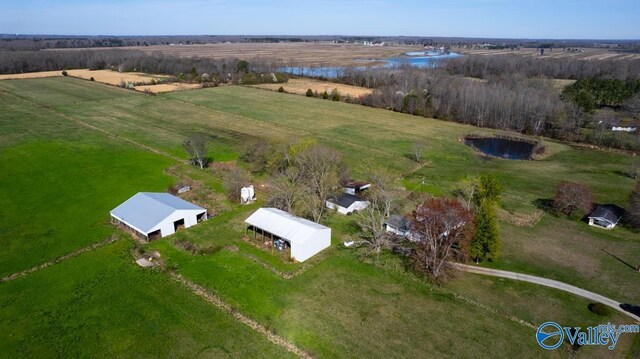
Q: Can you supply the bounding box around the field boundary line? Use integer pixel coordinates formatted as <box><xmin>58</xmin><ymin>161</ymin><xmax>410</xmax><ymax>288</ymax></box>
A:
<box><xmin>0</xmin><ymin>236</ymin><xmax>120</xmax><ymax>283</ymax></box>
<box><xmin>169</xmin><ymin>272</ymin><xmax>314</xmax><ymax>359</ymax></box>
<box><xmin>455</xmin><ymin>263</ymin><xmax>640</xmax><ymax>323</ymax></box>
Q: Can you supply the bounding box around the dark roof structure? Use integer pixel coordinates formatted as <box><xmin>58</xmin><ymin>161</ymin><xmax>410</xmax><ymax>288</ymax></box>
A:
<box><xmin>385</xmin><ymin>214</ymin><xmax>411</xmax><ymax>231</ymax></box>
<box><xmin>588</xmin><ymin>204</ymin><xmax>625</xmax><ymax>224</ymax></box>
<box><xmin>331</xmin><ymin>193</ymin><xmax>366</xmax><ymax>208</ymax></box>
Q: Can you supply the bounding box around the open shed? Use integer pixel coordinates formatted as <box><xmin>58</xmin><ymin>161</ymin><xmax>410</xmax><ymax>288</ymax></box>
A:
<box><xmin>244</xmin><ymin>208</ymin><xmax>331</xmax><ymax>262</ymax></box>
<box><xmin>110</xmin><ymin>192</ymin><xmax>207</xmax><ymax>240</ymax></box>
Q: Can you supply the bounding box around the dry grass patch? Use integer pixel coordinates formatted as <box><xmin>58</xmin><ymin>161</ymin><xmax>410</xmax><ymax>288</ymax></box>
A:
<box><xmin>0</xmin><ymin>71</ymin><xmax>63</xmax><ymax>80</ymax></box>
<box><xmin>135</xmin><ymin>83</ymin><xmax>202</xmax><ymax>93</ymax></box>
<box><xmin>66</xmin><ymin>69</ymin><xmax>167</xmax><ymax>86</ymax></box>
<box><xmin>252</xmin><ymin>78</ymin><xmax>372</xmax><ymax>98</ymax></box>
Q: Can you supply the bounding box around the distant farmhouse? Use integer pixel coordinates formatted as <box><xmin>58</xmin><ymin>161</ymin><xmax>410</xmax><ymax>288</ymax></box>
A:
<box><xmin>588</xmin><ymin>204</ymin><xmax>624</xmax><ymax>230</ymax></box>
<box><xmin>244</xmin><ymin>208</ymin><xmax>331</xmax><ymax>262</ymax></box>
<box><xmin>110</xmin><ymin>192</ymin><xmax>207</xmax><ymax>240</ymax></box>
<box><xmin>384</xmin><ymin>214</ymin><xmax>412</xmax><ymax>238</ymax></box>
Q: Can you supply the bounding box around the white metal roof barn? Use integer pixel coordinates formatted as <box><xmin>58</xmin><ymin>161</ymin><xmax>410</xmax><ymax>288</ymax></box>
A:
<box><xmin>244</xmin><ymin>208</ymin><xmax>331</xmax><ymax>262</ymax></box>
<box><xmin>110</xmin><ymin>192</ymin><xmax>207</xmax><ymax>240</ymax></box>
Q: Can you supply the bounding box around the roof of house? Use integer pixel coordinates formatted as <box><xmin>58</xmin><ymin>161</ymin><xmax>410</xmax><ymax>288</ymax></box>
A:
<box><xmin>244</xmin><ymin>208</ymin><xmax>329</xmax><ymax>244</ymax></box>
<box><xmin>385</xmin><ymin>214</ymin><xmax>411</xmax><ymax>231</ymax></box>
<box><xmin>329</xmin><ymin>193</ymin><xmax>367</xmax><ymax>209</ymax></box>
<box><xmin>343</xmin><ymin>180</ymin><xmax>371</xmax><ymax>189</ymax></box>
<box><xmin>110</xmin><ymin>192</ymin><xmax>205</xmax><ymax>234</ymax></box>
<box><xmin>588</xmin><ymin>204</ymin><xmax>625</xmax><ymax>224</ymax></box>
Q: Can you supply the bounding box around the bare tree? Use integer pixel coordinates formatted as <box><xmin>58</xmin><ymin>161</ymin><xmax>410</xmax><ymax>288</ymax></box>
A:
<box><xmin>354</xmin><ymin>170</ymin><xmax>401</xmax><ymax>255</ymax></box>
<box><xmin>624</xmin><ymin>93</ymin><xmax>640</xmax><ymax>120</ymax></box>
<box><xmin>267</xmin><ymin>167</ymin><xmax>304</xmax><ymax>213</ymax></box>
<box><xmin>452</xmin><ymin>176</ymin><xmax>480</xmax><ymax>209</ymax></box>
<box><xmin>409</xmin><ymin>197</ymin><xmax>475</xmax><ymax>282</ymax></box>
<box><xmin>183</xmin><ymin>133</ymin><xmax>208</xmax><ymax>169</ymax></box>
<box><xmin>412</xmin><ymin>140</ymin><xmax>426</xmax><ymax>163</ymax></box>
<box><xmin>553</xmin><ymin>181</ymin><xmax>594</xmax><ymax>218</ymax></box>
<box><xmin>223</xmin><ymin>166</ymin><xmax>250</xmax><ymax>202</ymax></box>
<box><xmin>295</xmin><ymin>144</ymin><xmax>342</xmax><ymax>223</ymax></box>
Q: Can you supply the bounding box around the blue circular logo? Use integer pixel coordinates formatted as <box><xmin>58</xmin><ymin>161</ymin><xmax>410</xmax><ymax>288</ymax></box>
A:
<box><xmin>536</xmin><ymin>321</ymin><xmax>564</xmax><ymax>350</ymax></box>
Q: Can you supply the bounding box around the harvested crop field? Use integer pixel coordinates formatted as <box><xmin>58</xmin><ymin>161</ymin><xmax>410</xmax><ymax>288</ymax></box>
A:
<box><xmin>66</xmin><ymin>69</ymin><xmax>168</xmax><ymax>86</ymax></box>
<box><xmin>51</xmin><ymin>42</ymin><xmax>421</xmax><ymax>67</ymax></box>
<box><xmin>135</xmin><ymin>83</ymin><xmax>202</xmax><ymax>93</ymax></box>
<box><xmin>0</xmin><ymin>70</ymin><xmax>63</xmax><ymax>80</ymax></box>
<box><xmin>454</xmin><ymin>47</ymin><xmax>640</xmax><ymax>60</ymax></box>
<box><xmin>252</xmin><ymin>78</ymin><xmax>372</xmax><ymax>98</ymax></box>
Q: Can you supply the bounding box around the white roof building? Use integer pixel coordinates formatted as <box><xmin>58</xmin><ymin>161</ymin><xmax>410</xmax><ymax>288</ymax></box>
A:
<box><xmin>244</xmin><ymin>208</ymin><xmax>331</xmax><ymax>262</ymax></box>
<box><xmin>110</xmin><ymin>192</ymin><xmax>207</xmax><ymax>240</ymax></box>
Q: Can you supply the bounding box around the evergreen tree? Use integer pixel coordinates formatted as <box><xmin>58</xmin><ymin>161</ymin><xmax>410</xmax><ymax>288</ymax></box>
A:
<box><xmin>305</xmin><ymin>88</ymin><xmax>314</xmax><ymax>97</ymax></box>
<box><xmin>470</xmin><ymin>200</ymin><xmax>500</xmax><ymax>262</ymax></box>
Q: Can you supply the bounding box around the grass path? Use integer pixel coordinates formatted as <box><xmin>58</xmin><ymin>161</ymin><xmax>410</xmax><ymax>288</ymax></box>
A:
<box><xmin>455</xmin><ymin>263</ymin><xmax>640</xmax><ymax>322</ymax></box>
<box><xmin>169</xmin><ymin>272</ymin><xmax>314</xmax><ymax>359</ymax></box>
<box><xmin>0</xmin><ymin>236</ymin><xmax>120</xmax><ymax>283</ymax></box>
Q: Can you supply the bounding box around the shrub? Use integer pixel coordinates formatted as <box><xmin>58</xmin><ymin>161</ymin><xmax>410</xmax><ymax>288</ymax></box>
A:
<box><xmin>89</xmin><ymin>77</ymin><xmax>95</xmax><ymax>81</ymax></box>
<box><xmin>306</xmin><ymin>88</ymin><xmax>314</xmax><ymax>97</ymax></box>
<box><xmin>588</xmin><ymin>302</ymin><xmax>611</xmax><ymax>316</ymax></box>
<box><xmin>278</xmin><ymin>86</ymin><xmax>285</xmax><ymax>93</ymax></box>
<box><xmin>61</xmin><ymin>70</ymin><xmax>68</xmax><ymax>76</ymax></box>
<box><xmin>331</xmin><ymin>88</ymin><xmax>340</xmax><ymax>101</ymax></box>
<box><xmin>322</xmin><ymin>91</ymin><xmax>329</xmax><ymax>99</ymax></box>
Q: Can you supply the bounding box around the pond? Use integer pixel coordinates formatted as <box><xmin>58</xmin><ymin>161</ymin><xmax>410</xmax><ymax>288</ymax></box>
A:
<box><xmin>464</xmin><ymin>136</ymin><xmax>535</xmax><ymax>160</ymax></box>
<box><xmin>279</xmin><ymin>51</ymin><xmax>461</xmax><ymax>78</ymax></box>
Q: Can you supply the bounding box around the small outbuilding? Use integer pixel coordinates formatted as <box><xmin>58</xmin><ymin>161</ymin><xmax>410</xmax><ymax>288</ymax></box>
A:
<box><xmin>342</xmin><ymin>180</ymin><xmax>371</xmax><ymax>195</ymax></box>
<box><xmin>384</xmin><ymin>214</ymin><xmax>412</xmax><ymax>238</ymax></box>
<box><xmin>588</xmin><ymin>204</ymin><xmax>624</xmax><ymax>230</ymax></box>
<box><xmin>244</xmin><ymin>208</ymin><xmax>331</xmax><ymax>262</ymax></box>
<box><xmin>110</xmin><ymin>192</ymin><xmax>207</xmax><ymax>240</ymax></box>
<box><xmin>326</xmin><ymin>193</ymin><xmax>370</xmax><ymax>215</ymax></box>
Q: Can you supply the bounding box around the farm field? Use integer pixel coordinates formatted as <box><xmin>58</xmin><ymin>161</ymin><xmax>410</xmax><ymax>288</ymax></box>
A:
<box><xmin>251</xmin><ymin>78</ymin><xmax>373</xmax><ymax>98</ymax></box>
<box><xmin>0</xmin><ymin>70</ymin><xmax>63</xmax><ymax>80</ymax></box>
<box><xmin>50</xmin><ymin>42</ymin><xmax>422</xmax><ymax>66</ymax></box>
<box><xmin>0</xmin><ymin>77</ymin><xmax>639</xmax><ymax>357</ymax></box>
<box><xmin>454</xmin><ymin>46</ymin><xmax>640</xmax><ymax>60</ymax></box>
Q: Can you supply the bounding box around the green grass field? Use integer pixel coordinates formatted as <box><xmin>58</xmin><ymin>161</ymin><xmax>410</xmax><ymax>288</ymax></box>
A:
<box><xmin>0</xmin><ymin>77</ymin><xmax>638</xmax><ymax>357</ymax></box>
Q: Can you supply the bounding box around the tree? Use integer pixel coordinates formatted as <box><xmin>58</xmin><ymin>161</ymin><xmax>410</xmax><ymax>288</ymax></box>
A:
<box><xmin>624</xmin><ymin>93</ymin><xmax>640</xmax><ymax>120</ymax></box>
<box><xmin>331</xmin><ymin>88</ymin><xmax>340</xmax><ymax>101</ymax></box>
<box><xmin>322</xmin><ymin>91</ymin><xmax>329</xmax><ymax>99</ymax></box>
<box><xmin>354</xmin><ymin>170</ymin><xmax>400</xmax><ymax>255</ymax></box>
<box><xmin>305</xmin><ymin>88</ymin><xmax>314</xmax><ymax>97</ymax></box>
<box><xmin>553</xmin><ymin>181</ymin><xmax>594</xmax><ymax>218</ymax></box>
<box><xmin>223</xmin><ymin>166</ymin><xmax>250</xmax><ymax>202</ymax></box>
<box><xmin>475</xmin><ymin>174</ymin><xmax>503</xmax><ymax>206</ymax></box>
<box><xmin>409</xmin><ymin>197</ymin><xmax>475</xmax><ymax>282</ymax></box>
<box><xmin>295</xmin><ymin>144</ymin><xmax>342</xmax><ymax>223</ymax></box>
<box><xmin>236</xmin><ymin>60</ymin><xmax>249</xmax><ymax>73</ymax></box>
<box><xmin>452</xmin><ymin>176</ymin><xmax>481</xmax><ymax>209</ymax></box>
<box><xmin>625</xmin><ymin>181</ymin><xmax>640</xmax><ymax>229</ymax></box>
<box><xmin>412</xmin><ymin>140</ymin><xmax>426</xmax><ymax>162</ymax></box>
<box><xmin>278</xmin><ymin>86</ymin><xmax>285</xmax><ymax>93</ymax></box>
<box><xmin>267</xmin><ymin>167</ymin><xmax>304</xmax><ymax>214</ymax></box>
<box><xmin>470</xmin><ymin>200</ymin><xmax>500</xmax><ymax>262</ymax></box>
<box><xmin>61</xmin><ymin>70</ymin><xmax>68</xmax><ymax>76</ymax></box>
<box><xmin>183</xmin><ymin>133</ymin><xmax>208</xmax><ymax>169</ymax></box>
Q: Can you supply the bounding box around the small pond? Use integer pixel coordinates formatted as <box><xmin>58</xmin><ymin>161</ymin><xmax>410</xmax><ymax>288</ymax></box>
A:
<box><xmin>464</xmin><ymin>136</ymin><xmax>535</xmax><ymax>160</ymax></box>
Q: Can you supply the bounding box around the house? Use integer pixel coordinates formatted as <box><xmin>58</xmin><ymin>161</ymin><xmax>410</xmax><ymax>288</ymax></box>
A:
<box><xmin>326</xmin><ymin>193</ymin><xmax>370</xmax><ymax>215</ymax></box>
<box><xmin>244</xmin><ymin>208</ymin><xmax>331</xmax><ymax>262</ymax></box>
<box><xmin>384</xmin><ymin>214</ymin><xmax>412</xmax><ymax>238</ymax></box>
<box><xmin>342</xmin><ymin>180</ymin><xmax>371</xmax><ymax>195</ymax></box>
<box><xmin>588</xmin><ymin>204</ymin><xmax>625</xmax><ymax>229</ymax></box>
<box><xmin>110</xmin><ymin>192</ymin><xmax>207</xmax><ymax>240</ymax></box>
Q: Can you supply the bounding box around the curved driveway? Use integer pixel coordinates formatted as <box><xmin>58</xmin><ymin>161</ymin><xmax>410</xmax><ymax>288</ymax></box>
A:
<box><xmin>454</xmin><ymin>263</ymin><xmax>640</xmax><ymax>323</ymax></box>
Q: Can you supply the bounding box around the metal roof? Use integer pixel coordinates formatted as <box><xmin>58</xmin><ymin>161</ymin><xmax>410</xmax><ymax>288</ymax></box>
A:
<box><xmin>385</xmin><ymin>214</ymin><xmax>411</xmax><ymax>231</ymax></box>
<box><xmin>110</xmin><ymin>192</ymin><xmax>205</xmax><ymax>234</ymax></box>
<box><xmin>244</xmin><ymin>208</ymin><xmax>329</xmax><ymax>244</ymax></box>
<box><xmin>588</xmin><ymin>204</ymin><xmax>624</xmax><ymax>224</ymax></box>
<box><xmin>329</xmin><ymin>193</ymin><xmax>367</xmax><ymax>209</ymax></box>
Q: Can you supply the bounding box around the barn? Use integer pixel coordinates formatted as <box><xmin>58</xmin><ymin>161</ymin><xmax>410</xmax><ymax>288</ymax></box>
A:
<box><xmin>244</xmin><ymin>208</ymin><xmax>331</xmax><ymax>262</ymax></box>
<box><xmin>110</xmin><ymin>192</ymin><xmax>207</xmax><ymax>240</ymax></box>
<box><xmin>325</xmin><ymin>193</ymin><xmax>370</xmax><ymax>215</ymax></box>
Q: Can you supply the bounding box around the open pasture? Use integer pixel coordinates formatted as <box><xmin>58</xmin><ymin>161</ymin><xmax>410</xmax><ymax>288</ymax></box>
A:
<box><xmin>1</xmin><ymin>77</ymin><xmax>639</xmax><ymax>357</ymax></box>
<box><xmin>251</xmin><ymin>78</ymin><xmax>373</xmax><ymax>98</ymax></box>
<box><xmin>455</xmin><ymin>46</ymin><xmax>640</xmax><ymax>60</ymax></box>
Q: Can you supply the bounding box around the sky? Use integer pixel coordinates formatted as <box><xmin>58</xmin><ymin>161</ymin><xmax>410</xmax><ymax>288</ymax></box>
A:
<box><xmin>0</xmin><ymin>0</ymin><xmax>638</xmax><ymax>39</ymax></box>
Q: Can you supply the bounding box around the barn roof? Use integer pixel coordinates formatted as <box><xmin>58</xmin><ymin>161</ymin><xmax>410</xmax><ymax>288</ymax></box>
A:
<box><xmin>588</xmin><ymin>204</ymin><xmax>624</xmax><ymax>224</ymax></box>
<box><xmin>110</xmin><ymin>192</ymin><xmax>205</xmax><ymax>234</ymax></box>
<box><xmin>244</xmin><ymin>208</ymin><xmax>329</xmax><ymax>245</ymax></box>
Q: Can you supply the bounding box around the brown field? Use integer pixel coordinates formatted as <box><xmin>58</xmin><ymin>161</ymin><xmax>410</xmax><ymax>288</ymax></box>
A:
<box><xmin>135</xmin><ymin>83</ymin><xmax>202</xmax><ymax>93</ymax></box>
<box><xmin>454</xmin><ymin>46</ymin><xmax>640</xmax><ymax>60</ymax></box>
<box><xmin>65</xmin><ymin>69</ymin><xmax>168</xmax><ymax>86</ymax></box>
<box><xmin>252</xmin><ymin>78</ymin><xmax>373</xmax><ymax>98</ymax></box>
<box><xmin>0</xmin><ymin>71</ymin><xmax>63</xmax><ymax>80</ymax></box>
<box><xmin>50</xmin><ymin>42</ymin><xmax>422</xmax><ymax>67</ymax></box>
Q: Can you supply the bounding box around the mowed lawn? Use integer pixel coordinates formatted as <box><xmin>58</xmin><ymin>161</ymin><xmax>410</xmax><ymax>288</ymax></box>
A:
<box><xmin>1</xmin><ymin>77</ymin><xmax>639</xmax><ymax>357</ymax></box>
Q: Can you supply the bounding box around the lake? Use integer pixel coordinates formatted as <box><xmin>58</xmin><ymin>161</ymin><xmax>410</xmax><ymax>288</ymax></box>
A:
<box><xmin>280</xmin><ymin>51</ymin><xmax>461</xmax><ymax>78</ymax></box>
<box><xmin>464</xmin><ymin>136</ymin><xmax>535</xmax><ymax>160</ymax></box>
